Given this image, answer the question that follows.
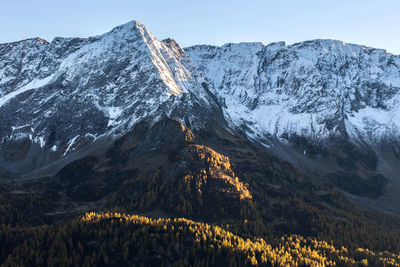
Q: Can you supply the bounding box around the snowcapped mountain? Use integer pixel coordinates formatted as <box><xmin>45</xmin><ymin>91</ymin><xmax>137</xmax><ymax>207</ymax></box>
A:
<box><xmin>1</xmin><ymin>20</ymin><xmax>400</xmax><ymax>208</ymax></box>
<box><xmin>186</xmin><ymin>40</ymin><xmax>400</xmax><ymax>211</ymax></box>
<box><xmin>0</xmin><ymin>21</ymin><xmax>222</xmax><ymax>176</ymax></box>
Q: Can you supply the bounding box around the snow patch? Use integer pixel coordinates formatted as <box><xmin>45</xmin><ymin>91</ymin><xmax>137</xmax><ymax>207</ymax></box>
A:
<box><xmin>63</xmin><ymin>135</ymin><xmax>79</xmax><ymax>156</ymax></box>
<box><xmin>0</xmin><ymin>74</ymin><xmax>55</xmax><ymax>107</ymax></box>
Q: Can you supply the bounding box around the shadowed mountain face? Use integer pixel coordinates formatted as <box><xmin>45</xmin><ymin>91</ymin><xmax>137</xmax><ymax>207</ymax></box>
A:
<box><xmin>1</xmin><ymin>20</ymin><xmax>400</xmax><ymax>233</ymax></box>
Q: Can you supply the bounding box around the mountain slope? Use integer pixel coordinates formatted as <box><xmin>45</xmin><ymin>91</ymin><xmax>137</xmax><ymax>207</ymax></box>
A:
<box><xmin>2</xmin><ymin>211</ymin><xmax>400</xmax><ymax>266</ymax></box>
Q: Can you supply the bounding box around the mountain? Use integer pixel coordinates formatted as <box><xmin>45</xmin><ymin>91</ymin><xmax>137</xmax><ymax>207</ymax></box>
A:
<box><xmin>1</xmin><ymin>20</ymin><xmax>400</xmax><ymax>266</ymax></box>
<box><xmin>186</xmin><ymin>40</ymin><xmax>400</xmax><ymax>212</ymax></box>
<box><xmin>2</xmin><ymin>20</ymin><xmax>399</xmax><ymax>211</ymax></box>
<box><xmin>0</xmin><ymin>21</ymin><xmax>223</xmax><ymax>177</ymax></box>
<box><xmin>186</xmin><ymin>40</ymin><xmax>400</xmax><ymax>145</ymax></box>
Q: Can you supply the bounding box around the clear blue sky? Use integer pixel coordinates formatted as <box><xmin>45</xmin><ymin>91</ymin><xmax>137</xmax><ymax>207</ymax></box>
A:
<box><xmin>1</xmin><ymin>0</ymin><xmax>399</xmax><ymax>54</ymax></box>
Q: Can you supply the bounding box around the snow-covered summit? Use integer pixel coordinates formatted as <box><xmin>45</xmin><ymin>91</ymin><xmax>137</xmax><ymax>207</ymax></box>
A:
<box><xmin>0</xmin><ymin>20</ymin><xmax>221</xmax><ymax>175</ymax></box>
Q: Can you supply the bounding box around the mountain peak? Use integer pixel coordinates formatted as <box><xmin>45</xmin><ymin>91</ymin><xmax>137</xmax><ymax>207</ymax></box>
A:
<box><xmin>109</xmin><ymin>20</ymin><xmax>143</xmax><ymax>33</ymax></box>
<box><xmin>0</xmin><ymin>18</ymin><xmax>224</xmax><ymax>176</ymax></box>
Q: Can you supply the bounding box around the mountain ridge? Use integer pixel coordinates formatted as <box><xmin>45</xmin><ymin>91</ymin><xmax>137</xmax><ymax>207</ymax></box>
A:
<box><xmin>1</xmin><ymin>20</ymin><xmax>400</xmax><ymax>214</ymax></box>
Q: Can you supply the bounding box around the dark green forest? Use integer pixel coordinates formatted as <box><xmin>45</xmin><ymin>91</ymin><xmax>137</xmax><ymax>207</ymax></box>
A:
<box><xmin>1</xmin><ymin>120</ymin><xmax>400</xmax><ymax>266</ymax></box>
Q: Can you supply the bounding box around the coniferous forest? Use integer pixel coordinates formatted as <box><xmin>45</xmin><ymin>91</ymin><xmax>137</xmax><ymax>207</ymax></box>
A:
<box><xmin>1</xmin><ymin>120</ymin><xmax>400</xmax><ymax>266</ymax></box>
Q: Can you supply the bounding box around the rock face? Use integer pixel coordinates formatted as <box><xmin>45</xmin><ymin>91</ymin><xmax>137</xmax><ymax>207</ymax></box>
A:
<box><xmin>186</xmin><ymin>40</ymin><xmax>400</xmax><ymax>147</ymax></box>
<box><xmin>1</xmin><ymin>20</ymin><xmax>400</xmax><ymax>210</ymax></box>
